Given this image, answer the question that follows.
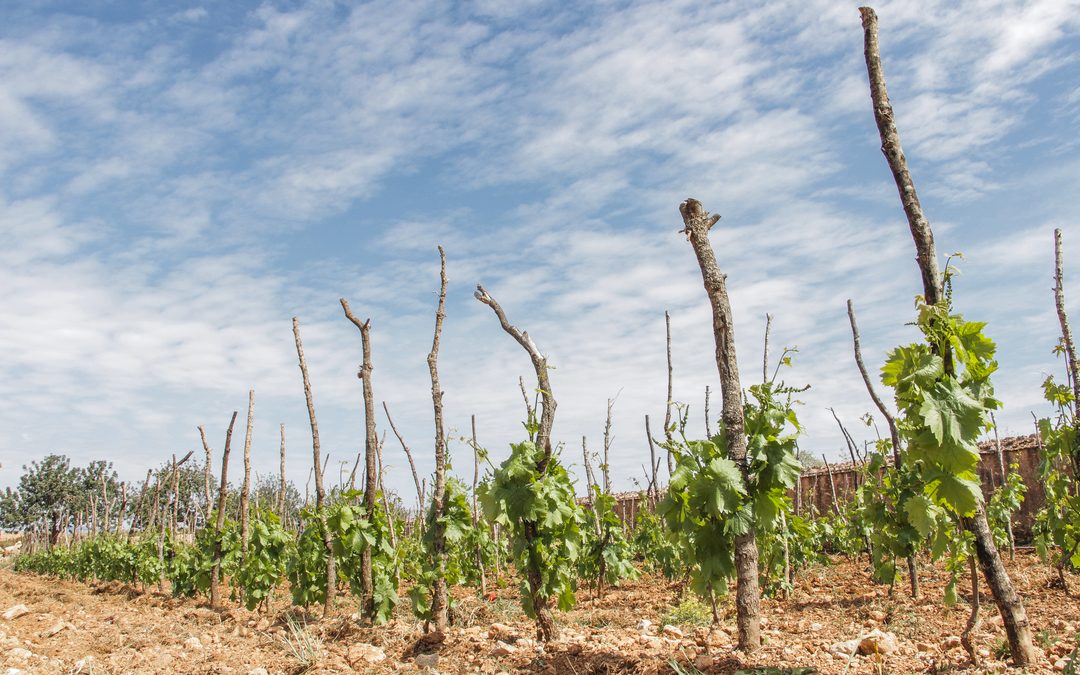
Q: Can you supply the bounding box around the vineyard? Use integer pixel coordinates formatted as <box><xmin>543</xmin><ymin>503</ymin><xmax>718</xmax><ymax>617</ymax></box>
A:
<box><xmin>2</xmin><ymin>7</ymin><xmax>1080</xmax><ymax>675</ymax></box>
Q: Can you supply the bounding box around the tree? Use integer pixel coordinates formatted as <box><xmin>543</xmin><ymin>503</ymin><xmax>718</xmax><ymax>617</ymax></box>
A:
<box><xmin>15</xmin><ymin>455</ymin><xmax>83</xmax><ymax>545</ymax></box>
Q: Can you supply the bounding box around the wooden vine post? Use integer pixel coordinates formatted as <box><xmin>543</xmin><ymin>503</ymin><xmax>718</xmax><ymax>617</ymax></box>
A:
<box><xmin>470</xmin><ymin>415</ymin><xmax>487</xmax><ymax>596</ymax></box>
<box><xmin>198</xmin><ymin>426</ymin><xmax>213</xmax><ymax>524</ymax></box>
<box><xmin>474</xmin><ymin>283</ymin><xmax>560</xmax><ymax>642</ymax></box>
<box><xmin>848</xmin><ymin>299</ymin><xmax>919</xmax><ymax>597</ymax></box>
<box><xmin>384</xmin><ymin>402</ymin><xmax>425</xmax><ymax>510</ymax></box>
<box><xmin>239</xmin><ymin>389</ymin><xmax>255</xmax><ymax>568</ymax></box>
<box><xmin>278</xmin><ymin>424</ymin><xmax>287</xmax><ymax>520</ymax></box>
<box><xmin>426</xmin><ymin>246</ymin><xmax>451</xmax><ymax>633</ymax></box>
<box><xmin>210</xmin><ymin>411</ymin><xmax>238</xmax><ymax>610</ymax></box>
<box><xmin>859</xmin><ymin>6</ymin><xmax>1034</xmax><ymax>663</ymax></box>
<box><xmin>1054</xmin><ymin>229</ymin><xmax>1080</xmax><ymax>470</ymax></box>
<box><xmin>340</xmin><ymin>299</ymin><xmax>379</xmax><ymax>620</ymax></box>
<box><xmin>677</xmin><ymin>197</ymin><xmax>760</xmax><ymax>653</ymax></box>
<box><xmin>292</xmin><ymin>318</ymin><xmax>336</xmax><ymax>619</ymax></box>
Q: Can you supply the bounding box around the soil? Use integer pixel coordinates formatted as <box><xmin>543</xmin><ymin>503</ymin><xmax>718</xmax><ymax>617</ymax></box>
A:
<box><xmin>0</xmin><ymin>551</ymin><xmax>1077</xmax><ymax>674</ymax></box>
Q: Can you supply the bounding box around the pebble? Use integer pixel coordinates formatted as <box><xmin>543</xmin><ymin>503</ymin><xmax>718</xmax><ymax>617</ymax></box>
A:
<box><xmin>491</xmin><ymin>641</ymin><xmax>516</xmax><ymax>656</ymax></box>
<box><xmin>183</xmin><ymin>636</ymin><xmax>203</xmax><ymax>650</ymax></box>
<box><xmin>662</xmin><ymin>624</ymin><xmax>685</xmax><ymax>638</ymax></box>
<box><xmin>415</xmin><ymin>653</ymin><xmax>439</xmax><ymax>668</ymax></box>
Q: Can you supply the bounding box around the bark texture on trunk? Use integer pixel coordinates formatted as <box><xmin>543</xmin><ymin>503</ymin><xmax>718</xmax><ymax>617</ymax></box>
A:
<box><xmin>292</xmin><ymin>317</ymin><xmax>336</xmax><ymax>619</ymax></box>
<box><xmin>239</xmin><ymin>389</ymin><xmax>254</xmax><ymax>565</ymax></box>
<box><xmin>199</xmin><ymin>426</ymin><xmax>213</xmax><ymax>525</ymax></box>
<box><xmin>210</xmin><ymin>411</ymin><xmax>238</xmax><ymax>610</ymax></box>
<box><xmin>677</xmin><ymin>197</ymin><xmax>760</xmax><ymax>653</ymax></box>
<box><xmin>278</xmin><ymin>424</ymin><xmax>287</xmax><ymax>520</ymax></box>
<box><xmin>664</xmin><ymin>311</ymin><xmax>674</xmax><ymax>475</ymax></box>
<box><xmin>426</xmin><ymin>246</ymin><xmax>450</xmax><ymax>633</ymax></box>
<box><xmin>1054</xmin><ymin>229</ymin><xmax>1080</xmax><ymax>469</ymax></box>
<box><xmin>859</xmin><ymin>6</ymin><xmax>1033</xmax><ymax>664</ymax></box>
<box><xmin>474</xmin><ymin>284</ymin><xmax>559</xmax><ymax>642</ymax></box>
<box><xmin>340</xmin><ymin>300</ymin><xmax>379</xmax><ymax>620</ymax></box>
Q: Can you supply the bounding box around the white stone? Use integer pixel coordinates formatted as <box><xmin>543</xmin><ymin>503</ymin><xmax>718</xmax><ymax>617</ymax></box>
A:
<box><xmin>491</xmin><ymin>641</ymin><xmax>516</xmax><ymax>656</ymax></box>
<box><xmin>5</xmin><ymin>648</ymin><xmax>32</xmax><ymax>660</ymax></box>
<box><xmin>1</xmin><ymin>606</ymin><xmax>29</xmax><ymax>621</ymax></box>
<box><xmin>183</xmin><ymin>636</ymin><xmax>203</xmax><ymax>650</ymax></box>
<box><xmin>858</xmin><ymin>629</ymin><xmax>899</xmax><ymax>656</ymax></box>
<box><xmin>829</xmin><ymin>639</ymin><xmax>860</xmax><ymax>656</ymax></box>
<box><xmin>347</xmin><ymin>643</ymin><xmax>386</xmax><ymax>665</ymax></box>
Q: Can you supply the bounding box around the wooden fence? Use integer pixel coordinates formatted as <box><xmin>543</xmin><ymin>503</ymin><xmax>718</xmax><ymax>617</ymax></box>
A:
<box><xmin>606</xmin><ymin>434</ymin><xmax>1049</xmax><ymax>542</ymax></box>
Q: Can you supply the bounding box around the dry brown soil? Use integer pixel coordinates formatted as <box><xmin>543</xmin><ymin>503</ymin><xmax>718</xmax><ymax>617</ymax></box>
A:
<box><xmin>0</xmin><ymin>552</ymin><xmax>1077</xmax><ymax>674</ymax></box>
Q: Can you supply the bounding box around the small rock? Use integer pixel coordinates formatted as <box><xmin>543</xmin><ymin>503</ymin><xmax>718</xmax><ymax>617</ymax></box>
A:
<box><xmin>415</xmin><ymin>653</ymin><xmax>439</xmax><ymax>668</ymax></box>
<box><xmin>809</xmin><ymin>622</ymin><xmax>824</xmax><ymax>632</ymax></box>
<box><xmin>488</xmin><ymin>623</ymin><xmax>516</xmax><ymax>641</ymax></box>
<box><xmin>346</xmin><ymin>643</ymin><xmax>386</xmax><ymax>665</ymax></box>
<box><xmin>1055</xmin><ymin>658</ymin><xmax>1067</xmax><ymax>672</ymax></box>
<box><xmin>183</xmin><ymin>636</ymin><xmax>203</xmax><ymax>650</ymax></box>
<box><xmin>942</xmin><ymin>635</ymin><xmax>962</xmax><ymax>650</ymax></box>
<box><xmin>859</xmin><ymin>629</ymin><xmax>899</xmax><ymax>656</ymax></box>
<box><xmin>694</xmin><ymin>654</ymin><xmax>713</xmax><ymax>670</ymax></box>
<box><xmin>868</xmin><ymin>610</ymin><xmax>887</xmax><ymax>622</ymax></box>
<box><xmin>638</xmin><ymin>635</ymin><xmax>662</xmax><ymax>648</ymax></box>
<box><xmin>916</xmin><ymin>641</ymin><xmax>935</xmax><ymax>653</ymax></box>
<box><xmin>491</xmin><ymin>641</ymin><xmax>516</xmax><ymax>656</ymax></box>
<box><xmin>637</xmin><ymin>618</ymin><xmax>653</xmax><ymax>634</ymax></box>
<box><xmin>829</xmin><ymin>639</ymin><xmax>860</xmax><ymax>656</ymax></box>
<box><xmin>73</xmin><ymin>656</ymin><xmax>95</xmax><ymax>673</ymax></box>
<box><xmin>5</xmin><ymin>648</ymin><xmax>32</xmax><ymax>660</ymax></box>
<box><xmin>39</xmin><ymin>621</ymin><xmax>72</xmax><ymax>638</ymax></box>
<box><xmin>662</xmin><ymin>624</ymin><xmax>685</xmax><ymax>638</ymax></box>
<box><xmin>5</xmin><ymin>668</ymin><xmax>26</xmax><ymax>675</ymax></box>
<box><xmin>1</xmin><ymin>606</ymin><xmax>29</xmax><ymax>621</ymax></box>
<box><xmin>247</xmin><ymin>669</ymin><xmax>269</xmax><ymax>675</ymax></box>
<box><xmin>255</xmin><ymin>618</ymin><xmax>270</xmax><ymax>631</ymax></box>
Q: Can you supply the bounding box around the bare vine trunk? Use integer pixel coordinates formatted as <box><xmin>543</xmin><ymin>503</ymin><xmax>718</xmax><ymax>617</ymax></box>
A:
<box><xmin>383</xmin><ymin>402</ymin><xmax>425</xmax><ymax>511</ymax></box>
<box><xmin>1054</xmin><ymin>229</ymin><xmax>1080</xmax><ymax>470</ymax></box>
<box><xmin>426</xmin><ymin>246</ymin><xmax>450</xmax><ymax>633</ymax></box>
<box><xmin>278</xmin><ymin>424</ymin><xmax>287</xmax><ymax>520</ymax></box>
<box><xmin>663</xmin><ymin>311</ymin><xmax>674</xmax><ymax>476</ymax></box>
<box><xmin>239</xmin><ymin>389</ymin><xmax>254</xmax><ymax>568</ymax></box>
<box><xmin>471</xmin><ymin>415</ymin><xmax>487</xmax><ymax>596</ymax></box>
<box><xmin>859</xmin><ymin>6</ymin><xmax>1033</xmax><ymax>664</ymax></box>
<box><xmin>475</xmin><ymin>284</ymin><xmax>559</xmax><ymax>642</ymax></box>
<box><xmin>678</xmin><ymin>197</ymin><xmax>760</xmax><ymax>653</ymax></box>
<box><xmin>292</xmin><ymin>318</ymin><xmax>336</xmax><ymax>619</ymax></box>
<box><xmin>340</xmin><ymin>300</ymin><xmax>379</xmax><ymax>620</ymax></box>
<box><xmin>199</xmin><ymin>426</ymin><xmax>213</xmax><ymax>525</ymax></box>
<box><xmin>210</xmin><ymin>411</ymin><xmax>238</xmax><ymax>610</ymax></box>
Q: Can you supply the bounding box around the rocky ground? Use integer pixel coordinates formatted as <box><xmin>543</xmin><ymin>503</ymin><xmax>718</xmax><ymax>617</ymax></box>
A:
<box><xmin>0</xmin><ymin>551</ymin><xmax>1077</xmax><ymax>674</ymax></box>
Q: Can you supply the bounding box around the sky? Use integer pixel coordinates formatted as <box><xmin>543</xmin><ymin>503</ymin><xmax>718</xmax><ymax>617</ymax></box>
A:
<box><xmin>1</xmin><ymin>0</ymin><xmax>1079</xmax><ymax>505</ymax></box>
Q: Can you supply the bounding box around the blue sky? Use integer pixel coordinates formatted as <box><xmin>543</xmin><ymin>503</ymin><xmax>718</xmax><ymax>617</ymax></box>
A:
<box><xmin>1</xmin><ymin>0</ymin><xmax>1078</xmax><ymax>503</ymax></box>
